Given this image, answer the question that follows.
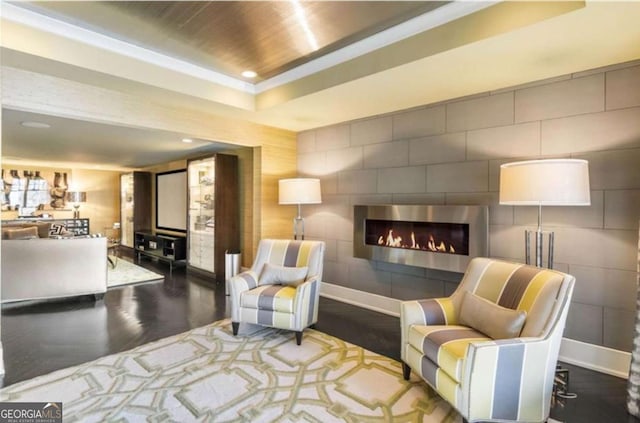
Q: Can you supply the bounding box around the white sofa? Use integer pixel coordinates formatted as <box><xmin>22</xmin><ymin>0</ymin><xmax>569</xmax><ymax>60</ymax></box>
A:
<box><xmin>1</xmin><ymin>237</ymin><xmax>108</xmax><ymax>303</ymax></box>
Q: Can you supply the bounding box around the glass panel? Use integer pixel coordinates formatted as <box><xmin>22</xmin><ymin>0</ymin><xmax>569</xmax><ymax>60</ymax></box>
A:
<box><xmin>364</xmin><ymin>219</ymin><xmax>469</xmax><ymax>256</ymax></box>
<box><xmin>188</xmin><ymin>157</ymin><xmax>215</xmax><ymax>272</ymax></box>
<box><xmin>120</xmin><ymin>173</ymin><xmax>134</xmax><ymax>247</ymax></box>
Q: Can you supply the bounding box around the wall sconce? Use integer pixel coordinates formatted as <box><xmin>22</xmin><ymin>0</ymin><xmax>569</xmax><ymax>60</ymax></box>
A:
<box><xmin>66</xmin><ymin>191</ymin><xmax>87</xmax><ymax>219</ymax></box>
<box><xmin>499</xmin><ymin>159</ymin><xmax>590</xmax><ymax>268</ymax></box>
<box><xmin>279</xmin><ymin>178</ymin><xmax>322</xmax><ymax>240</ymax></box>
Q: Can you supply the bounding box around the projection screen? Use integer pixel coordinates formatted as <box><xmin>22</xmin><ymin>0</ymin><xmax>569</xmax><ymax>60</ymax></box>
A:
<box><xmin>156</xmin><ymin>169</ymin><xmax>187</xmax><ymax>232</ymax></box>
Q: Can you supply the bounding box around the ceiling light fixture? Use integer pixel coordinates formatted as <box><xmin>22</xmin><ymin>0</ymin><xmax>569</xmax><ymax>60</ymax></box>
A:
<box><xmin>242</xmin><ymin>70</ymin><xmax>257</xmax><ymax>78</ymax></box>
<box><xmin>182</xmin><ymin>138</ymin><xmax>193</xmax><ymax>143</ymax></box>
<box><xmin>21</xmin><ymin>121</ymin><xmax>51</xmax><ymax>128</ymax></box>
<box><xmin>290</xmin><ymin>0</ymin><xmax>319</xmax><ymax>51</ymax></box>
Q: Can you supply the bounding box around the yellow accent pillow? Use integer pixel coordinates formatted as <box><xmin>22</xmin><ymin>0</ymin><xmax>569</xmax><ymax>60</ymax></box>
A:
<box><xmin>459</xmin><ymin>291</ymin><xmax>526</xmax><ymax>339</ymax></box>
<box><xmin>259</xmin><ymin>263</ymin><xmax>308</xmax><ymax>287</ymax></box>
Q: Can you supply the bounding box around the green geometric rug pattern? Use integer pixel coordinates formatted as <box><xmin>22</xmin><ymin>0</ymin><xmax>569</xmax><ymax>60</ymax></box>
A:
<box><xmin>0</xmin><ymin>319</ymin><xmax>462</xmax><ymax>422</ymax></box>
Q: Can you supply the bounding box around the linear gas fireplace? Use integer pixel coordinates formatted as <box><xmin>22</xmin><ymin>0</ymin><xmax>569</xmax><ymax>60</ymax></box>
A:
<box><xmin>354</xmin><ymin>205</ymin><xmax>488</xmax><ymax>273</ymax></box>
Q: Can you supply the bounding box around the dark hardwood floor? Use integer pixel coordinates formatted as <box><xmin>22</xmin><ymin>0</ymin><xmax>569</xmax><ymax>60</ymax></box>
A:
<box><xmin>1</xmin><ymin>252</ymin><xmax>636</xmax><ymax>422</ymax></box>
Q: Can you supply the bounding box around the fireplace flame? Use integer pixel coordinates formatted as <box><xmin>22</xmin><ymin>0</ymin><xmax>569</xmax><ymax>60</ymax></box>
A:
<box><xmin>379</xmin><ymin>229</ymin><xmax>457</xmax><ymax>254</ymax></box>
<box><xmin>379</xmin><ymin>229</ymin><xmax>403</xmax><ymax>247</ymax></box>
<box><xmin>365</xmin><ymin>217</ymin><xmax>469</xmax><ymax>257</ymax></box>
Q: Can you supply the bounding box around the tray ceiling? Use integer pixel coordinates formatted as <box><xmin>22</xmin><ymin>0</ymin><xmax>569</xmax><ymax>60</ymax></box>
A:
<box><xmin>2</xmin><ymin>1</ymin><xmax>640</xmax><ymax>169</ymax></box>
<box><xmin>15</xmin><ymin>1</ymin><xmax>447</xmax><ymax>81</ymax></box>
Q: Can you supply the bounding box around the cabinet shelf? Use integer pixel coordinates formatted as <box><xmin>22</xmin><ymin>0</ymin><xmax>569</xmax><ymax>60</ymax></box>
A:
<box><xmin>121</xmin><ymin>172</ymin><xmax>151</xmax><ymax>248</ymax></box>
<box><xmin>135</xmin><ymin>231</ymin><xmax>186</xmax><ymax>274</ymax></box>
<box><xmin>187</xmin><ymin>154</ymin><xmax>238</xmax><ymax>280</ymax></box>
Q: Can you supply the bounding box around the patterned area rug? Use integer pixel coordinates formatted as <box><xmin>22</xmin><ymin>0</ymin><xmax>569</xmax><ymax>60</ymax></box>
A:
<box><xmin>107</xmin><ymin>258</ymin><xmax>164</xmax><ymax>288</ymax></box>
<box><xmin>0</xmin><ymin>319</ymin><xmax>461</xmax><ymax>422</ymax></box>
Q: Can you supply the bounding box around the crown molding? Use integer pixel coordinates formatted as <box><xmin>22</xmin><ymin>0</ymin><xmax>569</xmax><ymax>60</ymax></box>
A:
<box><xmin>1</xmin><ymin>1</ymin><xmax>495</xmax><ymax>97</ymax></box>
<box><xmin>255</xmin><ymin>1</ymin><xmax>496</xmax><ymax>93</ymax></box>
<box><xmin>1</xmin><ymin>2</ymin><xmax>255</xmax><ymax>93</ymax></box>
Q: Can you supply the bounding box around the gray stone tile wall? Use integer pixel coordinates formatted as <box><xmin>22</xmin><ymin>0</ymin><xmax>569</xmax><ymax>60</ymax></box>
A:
<box><xmin>297</xmin><ymin>60</ymin><xmax>640</xmax><ymax>352</ymax></box>
<box><xmin>514</xmin><ymin>74</ymin><xmax>605</xmax><ymax>123</ymax></box>
<box><xmin>409</xmin><ymin>132</ymin><xmax>466</xmax><ymax>165</ymax></box>
<box><xmin>392</xmin><ymin>106</ymin><xmax>445</xmax><ymax>139</ymax></box>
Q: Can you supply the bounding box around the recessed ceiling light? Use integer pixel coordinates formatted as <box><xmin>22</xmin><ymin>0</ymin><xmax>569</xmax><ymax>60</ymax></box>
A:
<box><xmin>21</xmin><ymin>121</ymin><xmax>51</xmax><ymax>128</ymax></box>
<box><xmin>241</xmin><ymin>70</ymin><xmax>257</xmax><ymax>78</ymax></box>
<box><xmin>182</xmin><ymin>138</ymin><xmax>193</xmax><ymax>143</ymax></box>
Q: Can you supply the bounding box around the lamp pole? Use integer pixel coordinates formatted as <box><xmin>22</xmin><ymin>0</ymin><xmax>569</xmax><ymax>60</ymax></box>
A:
<box><xmin>294</xmin><ymin>203</ymin><xmax>305</xmax><ymax>240</ymax></box>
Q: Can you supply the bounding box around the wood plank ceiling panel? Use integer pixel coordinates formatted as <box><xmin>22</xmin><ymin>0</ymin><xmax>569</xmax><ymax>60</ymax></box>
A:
<box><xmin>20</xmin><ymin>1</ymin><xmax>447</xmax><ymax>80</ymax></box>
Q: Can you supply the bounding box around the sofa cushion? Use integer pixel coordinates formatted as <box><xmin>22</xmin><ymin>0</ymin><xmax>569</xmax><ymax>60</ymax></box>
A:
<box><xmin>240</xmin><ymin>285</ymin><xmax>296</xmax><ymax>313</ymax></box>
<box><xmin>32</xmin><ymin>221</ymin><xmax>52</xmax><ymax>238</ymax></box>
<box><xmin>1</xmin><ymin>227</ymin><xmax>13</xmax><ymax>240</ymax></box>
<box><xmin>2</xmin><ymin>222</ymin><xmax>55</xmax><ymax>239</ymax></box>
<box><xmin>259</xmin><ymin>263</ymin><xmax>308</xmax><ymax>287</ymax></box>
<box><xmin>408</xmin><ymin>324</ymin><xmax>490</xmax><ymax>383</ymax></box>
<box><xmin>4</xmin><ymin>226</ymin><xmax>39</xmax><ymax>240</ymax></box>
<box><xmin>459</xmin><ymin>291</ymin><xmax>527</xmax><ymax>340</ymax></box>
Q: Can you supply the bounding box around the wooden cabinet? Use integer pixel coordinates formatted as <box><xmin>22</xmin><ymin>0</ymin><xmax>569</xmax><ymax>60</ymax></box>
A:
<box><xmin>134</xmin><ymin>231</ymin><xmax>186</xmax><ymax>274</ymax></box>
<box><xmin>187</xmin><ymin>154</ymin><xmax>239</xmax><ymax>280</ymax></box>
<box><xmin>120</xmin><ymin>172</ymin><xmax>151</xmax><ymax>248</ymax></box>
<box><xmin>134</xmin><ymin>231</ymin><xmax>186</xmax><ymax>260</ymax></box>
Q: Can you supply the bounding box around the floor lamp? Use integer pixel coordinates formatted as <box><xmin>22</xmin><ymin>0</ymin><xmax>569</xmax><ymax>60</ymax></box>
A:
<box><xmin>279</xmin><ymin>178</ymin><xmax>322</xmax><ymax>240</ymax></box>
<box><xmin>499</xmin><ymin>159</ymin><xmax>590</xmax><ymax>269</ymax></box>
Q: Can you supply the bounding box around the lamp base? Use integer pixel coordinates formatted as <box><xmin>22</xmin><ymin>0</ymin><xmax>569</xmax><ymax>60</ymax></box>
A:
<box><xmin>73</xmin><ymin>205</ymin><xmax>80</xmax><ymax>219</ymax></box>
<box><xmin>524</xmin><ymin>229</ymin><xmax>554</xmax><ymax>269</ymax></box>
<box><xmin>293</xmin><ymin>216</ymin><xmax>305</xmax><ymax>240</ymax></box>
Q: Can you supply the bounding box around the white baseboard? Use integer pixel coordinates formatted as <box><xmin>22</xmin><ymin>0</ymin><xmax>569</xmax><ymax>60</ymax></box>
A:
<box><xmin>320</xmin><ymin>282</ymin><xmax>400</xmax><ymax>317</ymax></box>
<box><xmin>559</xmin><ymin>337</ymin><xmax>630</xmax><ymax>379</ymax></box>
<box><xmin>320</xmin><ymin>282</ymin><xmax>632</xmax><ymax>379</ymax></box>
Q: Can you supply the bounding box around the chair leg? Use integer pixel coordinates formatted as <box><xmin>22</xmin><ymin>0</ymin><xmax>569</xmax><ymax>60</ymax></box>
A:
<box><xmin>295</xmin><ymin>331</ymin><xmax>303</xmax><ymax>345</ymax></box>
<box><xmin>402</xmin><ymin>361</ymin><xmax>411</xmax><ymax>380</ymax></box>
<box><xmin>232</xmin><ymin>322</ymin><xmax>239</xmax><ymax>336</ymax></box>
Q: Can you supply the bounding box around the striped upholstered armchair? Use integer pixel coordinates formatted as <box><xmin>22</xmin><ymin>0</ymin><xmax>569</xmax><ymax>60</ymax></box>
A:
<box><xmin>401</xmin><ymin>257</ymin><xmax>575</xmax><ymax>423</ymax></box>
<box><xmin>229</xmin><ymin>239</ymin><xmax>325</xmax><ymax>345</ymax></box>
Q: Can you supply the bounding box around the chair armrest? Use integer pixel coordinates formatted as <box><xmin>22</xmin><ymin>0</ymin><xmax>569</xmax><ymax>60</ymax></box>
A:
<box><xmin>229</xmin><ymin>270</ymin><xmax>259</xmax><ymax>321</ymax></box>
<box><xmin>229</xmin><ymin>270</ymin><xmax>259</xmax><ymax>291</ymax></box>
<box><xmin>463</xmin><ymin>337</ymin><xmax>554</xmax><ymax>422</ymax></box>
<box><xmin>401</xmin><ymin>298</ymin><xmax>456</xmax><ymax>326</ymax></box>
<box><xmin>400</xmin><ymin>298</ymin><xmax>457</xmax><ymax>351</ymax></box>
<box><xmin>293</xmin><ymin>276</ymin><xmax>320</xmax><ymax>329</ymax></box>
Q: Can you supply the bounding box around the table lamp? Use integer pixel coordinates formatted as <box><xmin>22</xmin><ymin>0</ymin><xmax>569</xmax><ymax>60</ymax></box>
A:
<box><xmin>66</xmin><ymin>191</ymin><xmax>87</xmax><ymax>219</ymax></box>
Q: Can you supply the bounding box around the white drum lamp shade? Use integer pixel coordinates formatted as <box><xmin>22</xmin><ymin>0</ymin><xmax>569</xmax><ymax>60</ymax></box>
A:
<box><xmin>278</xmin><ymin>178</ymin><xmax>322</xmax><ymax>205</ymax></box>
<box><xmin>499</xmin><ymin>159</ymin><xmax>590</xmax><ymax>206</ymax></box>
<box><xmin>499</xmin><ymin>158</ymin><xmax>590</xmax><ymax>269</ymax></box>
